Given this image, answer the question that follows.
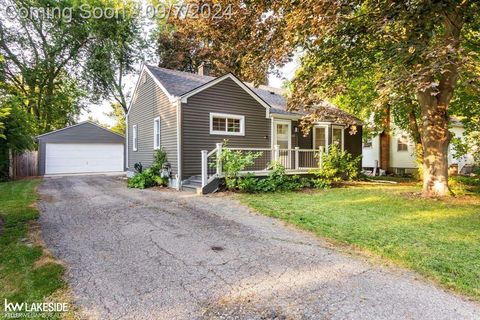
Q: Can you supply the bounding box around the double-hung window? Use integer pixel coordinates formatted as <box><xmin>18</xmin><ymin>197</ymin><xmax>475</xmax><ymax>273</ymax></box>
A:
<box><xmin>332</xmin><ymin>126</ymin><xmax>344</xmax><ymax>150</ymax></box>
<box><xmin>397</xmin><ymin>135</ymin><xmax>408</xmax><ymax>152</ymax></box>
<box><xmin>209</xmin><ymin>113</ymin><xmax>245</xmax><ymax>136</ymax></box>
<box><xmin>153</xmin><ymin>117</ymin><xmax>160</xmax><ymax>149</ymax></box>
<box><xmin>132</xmin><ymin>125</ymin><xmax>138</xmax><ymax>151</ymax></box>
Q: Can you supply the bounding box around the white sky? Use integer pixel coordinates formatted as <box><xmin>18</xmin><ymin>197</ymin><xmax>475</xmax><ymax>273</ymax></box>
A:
<box><xmin>79</xmin><ymin>59</ymin><xmax>299</xmax><ymax>127</ymax></box>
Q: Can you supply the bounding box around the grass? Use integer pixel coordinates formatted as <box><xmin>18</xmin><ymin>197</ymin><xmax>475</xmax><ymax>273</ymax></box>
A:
<box><xmin>238</xmin><ymin>182</ymin><xmax>480</xmax><ymax>299</ymax></box>
<box><xmin>0</xmin><ymin>179</ymin><xmax>73</xmax><ymax>319</ymax></box>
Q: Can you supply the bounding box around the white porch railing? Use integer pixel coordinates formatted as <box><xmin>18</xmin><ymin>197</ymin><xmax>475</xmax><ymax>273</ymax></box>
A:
<box><xmin>201</xmin><ymin>144</ymin><xmax>324</xmax><ymax>188</ymax></box>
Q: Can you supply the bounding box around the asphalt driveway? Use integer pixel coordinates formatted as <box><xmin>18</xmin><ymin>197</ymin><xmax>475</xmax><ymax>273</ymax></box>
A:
<box><xmin>38</xmin><ymin>176</ymin><xmax>480</xmax><ymax>320</ymax></box>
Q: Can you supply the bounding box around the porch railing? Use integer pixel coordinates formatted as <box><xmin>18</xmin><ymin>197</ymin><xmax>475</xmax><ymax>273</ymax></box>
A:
<box><xmin>201</xmin><ymin>144</ymin><xmax>324</xmax><ymax>188</ymax></box>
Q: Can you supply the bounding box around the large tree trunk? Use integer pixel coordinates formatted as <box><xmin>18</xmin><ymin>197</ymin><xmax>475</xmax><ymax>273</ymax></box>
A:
<box><xmin>418</xmin><ymin>100</ymin><xmax>451</xmax><ymax>197</ymax></box>
<box><xmin>416</xmin><ymin>10</ymin><xmax>462</xmax><ymax>197</ymax></box>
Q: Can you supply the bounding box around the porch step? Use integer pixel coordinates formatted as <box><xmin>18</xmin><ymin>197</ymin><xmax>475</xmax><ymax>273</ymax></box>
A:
<box><xmin>181</xmin><ymin>176</ymin><xmax>203</xmax><ymax>193</ymax></box>
<box><xmin>182</xmin><ymin>184</ymin><xmax>201</xmax><ymax>193</ymax></box>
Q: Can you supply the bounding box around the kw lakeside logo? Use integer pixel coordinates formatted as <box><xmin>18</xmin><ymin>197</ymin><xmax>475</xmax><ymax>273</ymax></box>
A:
<box><xmin>3</xmin><ymin>299</ymin><xmax>68</xmax><ymax>318</ymax></box>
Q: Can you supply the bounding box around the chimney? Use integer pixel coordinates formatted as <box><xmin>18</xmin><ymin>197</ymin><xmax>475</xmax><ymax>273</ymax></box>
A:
<box><xmin>197</xmin><ymin>63</ymin><xmax>209</xmax><ymax>76</ymax></box>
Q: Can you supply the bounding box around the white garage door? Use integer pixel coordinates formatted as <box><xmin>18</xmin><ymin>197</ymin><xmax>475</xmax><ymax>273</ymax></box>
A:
<box><xmin>45</xmin><ymin>143</ymin><xmax>124</xmax><ymax>174</ymax></box>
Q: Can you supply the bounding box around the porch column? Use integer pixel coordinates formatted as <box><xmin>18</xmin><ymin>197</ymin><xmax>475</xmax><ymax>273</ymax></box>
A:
<box><xmin>201</xmin><ymin>150</ymin><xmax>208</xmax><ymax>187</ymax></box>
<box><xmin>295</xmin><ymin>147</ymin><xmax>299</xmax><ymax>170</ymax></box>
<box><xmin>216</xmin><ymin>143</ymin><xmax>223</xmax><ymax>176</ymax></box>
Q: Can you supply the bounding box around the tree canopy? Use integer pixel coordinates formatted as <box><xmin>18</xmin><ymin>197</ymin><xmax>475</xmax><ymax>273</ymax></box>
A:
<box><xmin>239</xmin><ymin>0</ymin><xmax>479</xmax><ymax>196</ymax></box>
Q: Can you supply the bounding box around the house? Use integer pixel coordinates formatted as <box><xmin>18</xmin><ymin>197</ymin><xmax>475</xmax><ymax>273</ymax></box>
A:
<box><xmin>37</xmin><ymin>121</ymin><xmax>125</xmax><ymax>175</ymax></box>
<box><xmin>126</xmin><ymin>65</ymin><xmax>363</xmax><ymax>191</ymax></box>
<box><xmin>362</xmin><ymin>119</ymin><xmax>476</xmax><ymax>175</ymax></box>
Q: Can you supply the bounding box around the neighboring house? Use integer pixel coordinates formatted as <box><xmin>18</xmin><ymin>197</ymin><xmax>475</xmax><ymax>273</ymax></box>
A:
<box><xmin>362</xmin><ymin>119</ymin><xmax>475</xmax><ymax>175</ymax></box>
<box><xmin>37</xmin><ymin>121</ymin><xmax>125</xmax><ymax>175</ymax></box>
<box><xmin>126</xmin><ymin>65</ymin><xmax>363</xmax><ymax>190</ymax></box>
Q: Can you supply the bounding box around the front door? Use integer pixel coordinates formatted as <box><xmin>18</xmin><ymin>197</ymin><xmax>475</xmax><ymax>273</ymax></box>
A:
<box><xmin>273</xmin><ymin>120</ymin><xmax>292</xmax><ymax>168</ymax></box>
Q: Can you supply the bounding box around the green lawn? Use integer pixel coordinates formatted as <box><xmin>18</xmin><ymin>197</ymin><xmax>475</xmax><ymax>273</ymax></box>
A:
<box><xmin>0</xmin><ymin>179</ymin><xmax>70</xmax><ymax>319</ymax></box>
<box><xmin>238</xmin><ymin>184</ymin><xmax>480</xmax><ymax>299</ymax></box>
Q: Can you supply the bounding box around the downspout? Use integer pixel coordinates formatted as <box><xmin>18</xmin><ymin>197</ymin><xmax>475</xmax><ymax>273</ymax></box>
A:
<box><xmin>176</xmin><ymin>98</ymin><xmax>182</xmax><ymax>190</ymax></box>
<box><xmin>125</xmin><ymin>115</ymin><xmax>128</xmax><ymax>172</ymax></box>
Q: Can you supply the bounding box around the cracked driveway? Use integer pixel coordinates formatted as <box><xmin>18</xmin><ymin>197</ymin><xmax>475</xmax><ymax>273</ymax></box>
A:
<box><xmin>38</xmin><ymin>175</ymin><xmax>480</xmax><ymax>320</ymax></box>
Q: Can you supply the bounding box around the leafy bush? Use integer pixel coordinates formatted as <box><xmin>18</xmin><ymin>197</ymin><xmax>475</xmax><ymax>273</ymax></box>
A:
<box><xmin>150</xmin><ymin>148</ymin><xmax>168</xmax><ymax>174</ymax></box>
<box><xmin>310</xmin><ymin>144</ymin><xmax>360</xmax><ymax>187</ymax></box>
<box><xmin>128</xmin><ymin>169</ymin><xmax>156</xmax><ymax>189</ymax></box>
<box><xmin>215</xmin><ymin>141</ymin><xmax>261</xmax><ymax>190</ymax></box>
<box><xmin>128</xmin><ymin>149</ymin><xmax>169</xmax><ymax>189</ymax></box>
<box><xmin>237</xmin><ymin>163</ymin><xmax>312</xmax><ymax>193</ymax></box>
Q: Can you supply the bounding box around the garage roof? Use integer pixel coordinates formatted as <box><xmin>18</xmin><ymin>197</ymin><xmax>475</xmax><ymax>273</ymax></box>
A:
<box><xmin>37</xmin><ymin>121</ymin><xmax>125</xmax><ymax>143</ymax></box>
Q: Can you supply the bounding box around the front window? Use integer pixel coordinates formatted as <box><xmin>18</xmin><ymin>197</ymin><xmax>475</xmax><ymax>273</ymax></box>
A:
<box><xmin>332</xmin><ymin>126</ymin><xmax>344</xmax><ymax>149</ymax></box>
<box><xmin>210</xmin><ymin>113</ymin><xmax>245</xmax><ymax>136</ymax></box>
<box><xmin>154</xmin><ymin>117</ymin><xmax>160</xmax><ymax>149</ymax></box>
<box><xmin>132</xmin><ymin>125</ymin><xmax>138</xmax><ymax>151</ymax></box>
<box><xmin>314</xmin><ymin>126</ymin><xmax>327</xmax><ymax>149</ymax></box>
<box><xmin>397</xmin><ymin>135</ymin><xmax>408</xmax><ymax>151</ymax></box>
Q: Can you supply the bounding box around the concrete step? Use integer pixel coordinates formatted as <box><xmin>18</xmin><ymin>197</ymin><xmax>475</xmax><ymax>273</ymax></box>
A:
<box><xmin>182</xmin><ymin>184</ymin><xmax>201</xmax><ymax>193</ymax></box>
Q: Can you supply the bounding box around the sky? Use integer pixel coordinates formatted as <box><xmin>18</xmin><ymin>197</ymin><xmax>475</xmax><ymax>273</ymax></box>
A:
<box><xmin>79</xmin><ymin>59</ymin><xmax>299</xmax><ymax>127</ymax></box>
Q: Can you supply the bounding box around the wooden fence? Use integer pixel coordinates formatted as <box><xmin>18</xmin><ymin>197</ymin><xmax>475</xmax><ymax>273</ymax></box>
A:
<box><xmin>11</xmin><ymin>151</ymin><xmax>38</xmax><ymax>178</ymax></box>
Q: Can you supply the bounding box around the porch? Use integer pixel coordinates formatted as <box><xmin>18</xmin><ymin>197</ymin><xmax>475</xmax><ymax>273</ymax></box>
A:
<box><xmin>199</xmin><ymin>143</ymin><xmax>325</xmax><ymax>193</ymax></box>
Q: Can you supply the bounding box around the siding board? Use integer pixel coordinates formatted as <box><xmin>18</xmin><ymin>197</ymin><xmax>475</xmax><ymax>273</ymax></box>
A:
<box><xmin>127</xmin><ymin>72</ymin><xmax>178</xmax><ymax>174</ymax></box>
<box><xmin>182</xmin><ymin>78</ymin><xmax>271</xmax><ymax>178</ymax></box>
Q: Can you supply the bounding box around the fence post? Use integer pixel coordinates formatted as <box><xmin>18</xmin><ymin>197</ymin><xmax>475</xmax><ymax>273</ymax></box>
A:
<box><xmin>318</xmin><ymin>146</ymin><xmax>324</xmax><ymax>168</ymax></box>
<box><xmin>294</xmin><ymin>147</ymin><xmax>299</xmax><ymax>170</ymax></box>
<box><xmin>216</xmin><ymin>143</ymin><xmax>223</xmax><ymax>176</ymax></box>
<box><xmin>201</xmin><ymin>150</ymin><xmax>208</xmax><ymax>187</ymax></box>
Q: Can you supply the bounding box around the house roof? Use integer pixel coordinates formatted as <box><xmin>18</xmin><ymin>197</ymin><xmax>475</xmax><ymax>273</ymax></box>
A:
<box><xmin>144</xmin><ymin>65</ymin><xmax>361</xmax><ymax>123</ymax></box>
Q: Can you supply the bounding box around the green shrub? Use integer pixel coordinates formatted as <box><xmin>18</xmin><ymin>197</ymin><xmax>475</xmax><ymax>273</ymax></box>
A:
<box><xmin>215</xmin><ymin>141</ymin><xmax>261</xmax><ymax>190</ymax></box>
<box><xmin>150</xmin><ymin>148</ymin><xmax>168</xmax><ymax>174</ymax></box>
<box><xmin>237</xmin><ymin>163</ymin><xmax>312</xmax><ymax>193</ymax></box>
<box><xmin>128</xmin><ymin>149</ymin><xmax>169</xmax><ymax>189</ymax></box>
<box><xmin>310</xmin><ymin>144</ymin><xmax>360</xmax><ymax>187</ymax></box>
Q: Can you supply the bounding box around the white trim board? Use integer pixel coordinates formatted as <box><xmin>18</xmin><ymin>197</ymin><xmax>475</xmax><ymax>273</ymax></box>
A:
<box><xmin>209</xmin><ymin>112</ymin><xmax>245</xmax><ymax>136</ymax></box>
<box><xmin>153</xmin><ymin>117</ymin><xmax>161</xmax><ymax>150</ymax></box>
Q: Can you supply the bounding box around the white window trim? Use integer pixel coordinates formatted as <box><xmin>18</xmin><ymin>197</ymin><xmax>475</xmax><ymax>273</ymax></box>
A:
<box><xmin>153</xmin><ymin>117</ymin><xmax>161</xmax><ymax>150</ymax></box>
<box><xmin>397</xmin><ymin>136</ymin><xmax>409</xmax><ymax>152</ymax></box>
<box><xmin>273</xmin><ymin>119</ymin><xmax>291</xmax><ymax>149</ymax></box>
<box><xmin>132</xmin><ymin>125</ymin><xmax>138</xmax><ymax>152</ymax></box>
<box><xmin>209</xmin><ymin>112</ymin><xmax>245</xmax><ymax>136</ymax></box>
<box><xmin>313</xmin><ymin>125</ymin><xmax>329</xmax><ymax>151</ymax></box>
<box><xmin>332</xmin><ymin>125</ymin><xmax>345</xmax><ymax>151</ymax></box>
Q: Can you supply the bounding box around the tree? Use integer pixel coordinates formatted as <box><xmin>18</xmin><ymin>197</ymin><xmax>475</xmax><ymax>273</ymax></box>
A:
<box><xmin>83</xmin><ymin>0</ymin><xmax>145</xmax><ymax>114</ymax></box>
<box><xmin>0</xmin><ymin>0</ymin><xmax>91</xmax><ymax>133</ymax></box>
<box><xmin>106</xmin><ymin>102</ymin><xmax>126</xmax><ymax>135</ymax></box>
<box><xmin>0</xmin><ymin>0</ymin><xmax>145</xmax><ymax>131</ymax></box>
<box><xmin>250</xmin><ymin>0</ymin><xmax>480</xmax><ymax>197</ymax></box>
<box><xmin>155</xmin><ymin>0</ymin><xmax>288</xmax><ymax>83</ymax></box>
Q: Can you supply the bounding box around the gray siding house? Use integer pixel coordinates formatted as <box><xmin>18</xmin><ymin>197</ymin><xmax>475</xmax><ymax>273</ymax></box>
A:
<box><xmin>127</xmin><ymin>65</ymin><xmax>362</xmax><ymax>190</ymax></box>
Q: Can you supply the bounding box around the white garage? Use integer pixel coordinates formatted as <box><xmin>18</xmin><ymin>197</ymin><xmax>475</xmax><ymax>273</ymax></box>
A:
<box><xmin>38</xmin><ymin>121</ymin><xmax>125</xmax><ymax>175</ymax></box>
<box><xmin>45</xmin><ymin>143</ymin><xmax>124</xmax><ymax>174</ymax></box>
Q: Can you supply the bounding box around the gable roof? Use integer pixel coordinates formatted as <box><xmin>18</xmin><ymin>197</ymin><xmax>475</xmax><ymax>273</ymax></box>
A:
<box><xmin>37</xmin><ymin>121</ymin><xmax>125</xmax><ymax>140</ymax></box>
<box><xmin>143</xmin><ymin>65</ymin><xmax>361</xmax><ymax>124</ymax></box>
